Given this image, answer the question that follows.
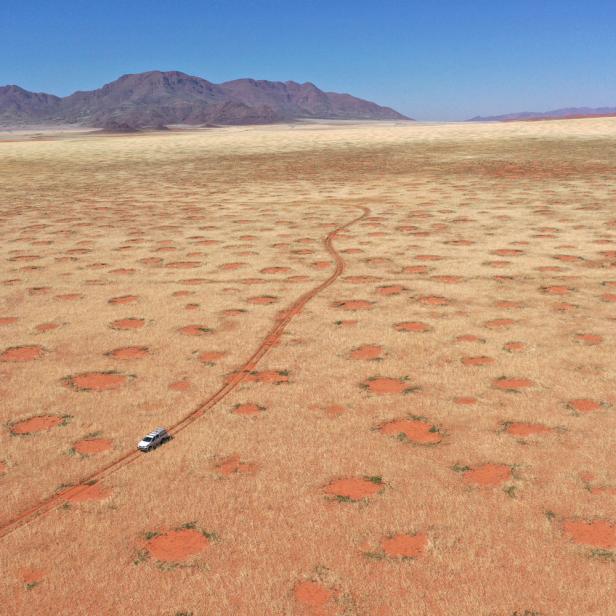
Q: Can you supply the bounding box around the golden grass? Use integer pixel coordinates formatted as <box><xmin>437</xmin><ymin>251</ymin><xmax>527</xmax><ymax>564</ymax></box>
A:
<box><xmin>1</xmin><ymin>118</ymin><xmax>615</xmax><ymax>615</ymax></box>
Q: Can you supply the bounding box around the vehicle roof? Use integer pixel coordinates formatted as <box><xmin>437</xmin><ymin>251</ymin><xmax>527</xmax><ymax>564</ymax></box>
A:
<box><xmin>144</xmin><ymin>427</ymin><xmax>167</xmax><ymax>437</ymax></box>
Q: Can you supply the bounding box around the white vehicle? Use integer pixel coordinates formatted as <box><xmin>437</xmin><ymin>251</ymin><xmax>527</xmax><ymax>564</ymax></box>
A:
<box><xmin>138</xmin><ymin>427</ymin><xmax>170</xmax><ymax>452</ymax></box>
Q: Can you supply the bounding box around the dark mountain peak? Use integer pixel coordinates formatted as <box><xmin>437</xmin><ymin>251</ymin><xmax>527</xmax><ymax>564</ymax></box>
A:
<box><xmin>0</xmin><ymin>84</ymin><xmax>61</xmax><ymax>100</ymax></box>
<box><xmin>0</xmin><ymin>70</ymin><xmax>410</xmax><ymax>128</ymax></box>
<box><xmin>0</xmin><ymin>85</ymin><xmax>61</xmax><ymax>122</ymax></box>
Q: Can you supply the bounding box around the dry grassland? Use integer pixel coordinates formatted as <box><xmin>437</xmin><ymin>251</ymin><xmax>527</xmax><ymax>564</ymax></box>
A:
<box><xmin>0</xmin><ymin>119</ymin><xmax>615</xmax><ymax>615</ymax></box>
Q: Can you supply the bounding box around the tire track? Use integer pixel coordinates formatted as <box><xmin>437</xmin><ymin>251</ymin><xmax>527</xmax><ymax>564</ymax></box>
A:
<box><xmin>0</xmin><ymin>205</ymin><xmax>369</xmax><ymax>540</ymax></box>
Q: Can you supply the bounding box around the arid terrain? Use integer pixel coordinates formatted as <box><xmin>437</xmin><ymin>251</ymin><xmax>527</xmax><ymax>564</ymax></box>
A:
<box><xmin>0</xmin><ymin>119</ymin><xmax>615</xmax><ymax>615</ymax></box>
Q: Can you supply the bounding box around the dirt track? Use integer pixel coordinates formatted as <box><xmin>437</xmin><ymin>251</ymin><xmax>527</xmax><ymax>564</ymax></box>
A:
<box><xmin>0</xmin><ymin>205</ymin><xmax>369</xmax><ymax>539</ymax></box>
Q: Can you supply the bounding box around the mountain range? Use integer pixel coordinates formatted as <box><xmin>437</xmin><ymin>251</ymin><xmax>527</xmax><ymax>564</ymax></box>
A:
<box><xmin>468</xmin><ymin>107</ymin><xmax>616</xmax><ymax>122</ymax></box>
<box><xmin>0</xmin><ymin>70</ymin><xmax>410</xmax><ymax>129</ymax></box>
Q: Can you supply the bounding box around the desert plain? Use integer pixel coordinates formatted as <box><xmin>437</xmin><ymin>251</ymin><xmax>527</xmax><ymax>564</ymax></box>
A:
<box><xmin>0</xmin><ymin>118</ymin><xmax>615</xmax><ymax>615</ymax></box>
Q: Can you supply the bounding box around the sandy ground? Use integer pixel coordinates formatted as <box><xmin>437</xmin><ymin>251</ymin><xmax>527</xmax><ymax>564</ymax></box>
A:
<box><xmin>0</xmin><ymin>119</ymin><xmax>615</xmax><ymax>615</ymax></box>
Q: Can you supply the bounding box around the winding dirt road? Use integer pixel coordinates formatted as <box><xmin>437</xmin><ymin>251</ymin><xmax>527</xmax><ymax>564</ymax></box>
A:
<box><xmin>0</xmin><ymin>205</ymin><xmax>370</xmax><ymax>540</ymax></box>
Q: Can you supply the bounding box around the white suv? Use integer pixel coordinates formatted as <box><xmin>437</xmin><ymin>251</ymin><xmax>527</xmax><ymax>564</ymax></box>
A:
<box><xmin>138</xmin><ymin>427</ymin><xmax>170</xmax><ymax>452</ymax></box>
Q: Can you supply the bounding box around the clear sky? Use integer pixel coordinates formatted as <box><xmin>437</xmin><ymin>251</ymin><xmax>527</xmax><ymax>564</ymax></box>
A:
<box><xmin>1</xmin><ymin>0</ymin><xmax>615</xmax><ymax>120</ymax></box>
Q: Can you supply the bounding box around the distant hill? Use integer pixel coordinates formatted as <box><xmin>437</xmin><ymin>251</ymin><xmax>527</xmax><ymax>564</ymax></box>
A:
<box><xmin>0</xmin><ymin>71</ymin><xmax>411</xmax><ymax>129</ymax></box>
<box><xmin>468</xmin><ymin>107</ymin><xmax>616</xmax><ymax>122</ymax></box>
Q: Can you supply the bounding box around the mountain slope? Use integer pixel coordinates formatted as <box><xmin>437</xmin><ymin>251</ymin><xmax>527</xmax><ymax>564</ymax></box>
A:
<box><xmin>468</xmin><ymin>106</ymin><xmax>616</xmax><ymax>122</ymax></box>
<box><xmin>0</xmin><ymin>71</ymin><xmax>410</xmax><ymax>128</ymax></box>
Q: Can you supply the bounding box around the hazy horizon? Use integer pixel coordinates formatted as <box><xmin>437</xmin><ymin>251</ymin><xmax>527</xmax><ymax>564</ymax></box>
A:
<box><xmin>2</xmin><ymin>0</ymin><xmax>615</xmax><ymax>121</ymax></box>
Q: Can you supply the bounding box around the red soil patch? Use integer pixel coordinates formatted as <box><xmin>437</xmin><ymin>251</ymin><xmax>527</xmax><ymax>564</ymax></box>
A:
<box><xmin>223</xmin><ymin>309</ymin><xmax>246</xmax><ymax>317</ymax></box>
<box><xmin>590</xmin><ymin>486</ymin><xmax>616</xmax><ymax>496</ymax></box>
<box><xmin>484</xmin><ymin>318</ymin><xmax>515</xmax><ymax>329</ymax></box>
<box><xmin>215</xmin><ymin>455</ymin><xmax>258</xmax><ymax>476</ymax></box>
<box><xmin>503</xmin><ymin>341</ymin><xmax>526</xmax><ymax>352</ymax></box>
<box><xmin>73</xmin><ymin>438</ymin><xmax>113</xmax><ymax>454</ymax></box>
<box><xmin>447</xmin><ymin>239</ymin><xmax>475</xmax><ymax>246</ymax></box>
<box><xmin>495</xmin><ymin>300</ymin><xmax>523</xmax><ymax>309</ymax></box>
<box><xmin>108</xmin><ymin>346</ymin><xmax>149</xmax><ymax>360</ymax></box>
<box><xmin>418</xmin><ymin>295</ymin><xmax>449</xmax><ymax>306</ymax></box>
<box><xmin>415</xmin><ymin>254</ymin><xmax>443</xmax><ymax>261</ymax></box>
<box><xmin>0</xmin><ymin>345</ymin><xmax>45</xmax><ymax>362</ymax></box>
<box><xmin>493</xmin><ymin>377</ymin><xmax>535</xmax><ymax>391</ymax></box>
<box><xmin>324</xmin><ymin>404</ymin><xmax>347</xmax><ymax>417</ymax></box>
<box><xmin>247</xmin><ymin>296</ymin><xmax>278</xmax><ymax>305</ymax></box>
<box><xmin>182</xmin><ymin>278</ymin><xmax>210</xmax><ymax>286</ymax></box>
<box><xmin>562</xmin><ymin>519</ymin><xmax>616</xmax><ymax>549</ymax></box>
<box><xmin>454</xmin><ymin>396</ymin><xmax>477</xmax><ymax>405</ymax></box>
<box><xmin>333</xmin><ymin>300</ymin><xmax>373</xmax><ymax>310</ymax></box>
<box><xmin>493</xmin><ymin>249</ymin><xmax>524</xmax><ymax>256</ymax></box>
<box><xmin>261</xmin><ymin>266</ymin><xmax>290</xmax><ymax>274</ymax></box>
<box><xmin>294</xmin><ymin>581</ymin><xmax>332</xmax><ymax>609</ymax></box>
<box><xmin>29</xmin><ymin>287</ymin><xmax>51</xmax><ymax>295</ymax></box>
<box><xmin>394</xmin><ymin>321</ymin><xmax>431</xmax><ymax>332</ymax></box>
<box><xmin>35</xmin><ymin>322</ymin><xmax>60</xmax><ymax>333</ymax></box>
<box><xmin>169</xmin><ymin>380</ymin><xmax>191</xmax><ymax>391</ymax></box>
<box><xmin>463</xmin><ymin>463</ymin><xmax>512</xmax><ymax>486</ymax></box>
<box><xmin>535</xmin><ymin>266</ymin><xmax>562</xmax><ymax>272</ymax></box>
<box><xmin>65</xmin><ymin>372</ymin><xmax>129</xmax><ymax>391</ymax></box>
<box><xmin>0</xmin><ymin>317</ymin><xmax>17</xmax><ymax>325</ymax></box>
<box><xmin>110</xmin><ymin>318</ymin><xmax>145</xmax><ymax>330</ymax></box>
<box><xmin>19</xmin><ymin>568</ymin><xmax>45</xmax><ymax>585</ymax></box>
<box><xmin>233</xmin><ymin>403</ymin><xmax>264</xmax><ymax>416</ymax></box>
<box><xmin>165</xmin><ymin>261</ymin><xmax>201</xmax><ymax>269</ymax></box>
<box><xmin>363</xmin><ymin>377</ymin><xmax>413</xmax><ymax>394</ymax></box>
<box><xmin>431</xmin><ymin>275</ymin><xmax>464</xmax><ymax>284</ymax></box>
<box><xmin>553</xmin><ymin>302</ymin><xmax>577</xmax><ymax>312</ymax></box>
<box><xmin>575</xmin><ymin>333</ymin><xmax>603</xmax><ymax>346</ymax></box>
<box><xmin>601</xmin><ymin>293</ymin><xmax>616</xmax><ymax>302</ymax></box>
<box><xmin>554</xmin><ymin>254</ymin><xmax>583</xmax><ymax>262</ymax></box>
<box><xmin>376</xmin><ymin>285</ymin><xmax>405</xmax><ymax>296</ymax></box>
<box><xmin>543</xmin><ymin>286</ymin><xmax>571</xmax><ymax>295</ymax></box>
<box><xmin>350</xmin><ymin>345</ymin><xmax>383</xmax><ymax>360</ymax></box>
<box><xmin>108</xmin><ymin>295</ymin><xmax>139</xmax><ymax>305</ymax></box>
<box><xmin>198</xmin><ymin>351</ymin><xmax>226</xmax><ymax>364</ymax></box>
<box><xmin>11</xmin><ymin>415</ymin><xmax>63</xmax><ymax>434</ymax></box>
<box><xmin>64</xmin><ymin>483</ymin><xmax>111</xmax><ymax>502</ymax></box>
<box><xmin>220</xmin><ymin>262</ymin><xmax>245</xmax><ymax>270</ymax></box>
<box><xmin>311</xmin><ymin>261</ymin><xmax>331</xmax><ymax>270</ymax></box>
<box><xmin>146</xmin><ymin>529</ymin><xmax>209</xmax><ymax>562</ymax></box>
<box><xmin>172</xmin><ymin>290</ymin><xmax>193</xmax><ymax>298</ymax></box>
<box><xmin>324</xmin><ymin>477</ymin><xmax>383</xmax><ymax>501</ymax></box>
<box><xmin>505</xmin><ymin>422</ymin><xmax>552</xmax><ymax>437</ymax></box>
<box><xmin>337</xmin><ymin>319</ymin><xmax>358</xmax><ymax>327</ymax></box>
<box><xmin>568</xmin><ymin>399</ymin><xmax>603</xmax><ymax>413</ymax></box>
<box><xmin>381</xmin><ymin>533</ymin><xmax>427</xmax><ymax>558</ymax></box>
<box><xmin>461</xmin><ymin>356</ymin><xmax>495</xmax><ymax>366</ymax></box>
<box><xmin>245</xmin><ymin>370</ymin><xmax>289</xmax><ymax>384</ymax></box>
<box><xmin>380</xmin><ymin>418</ymin><xmax>442</xmax><ymax>444</ymax></box>
<box><xmin>178</xmin><ymin>324</ymin><xmax>212</xmax><ymax>336</ymax></box>
<box><xmin>402</xmin><ymin>265</ymin><xmax>428</xmax><ymax>274</ymax></box>
<box><xmin>456</xmin><ymin>334</ymin><xmax>484</xmax><ymax>343</ymax></box>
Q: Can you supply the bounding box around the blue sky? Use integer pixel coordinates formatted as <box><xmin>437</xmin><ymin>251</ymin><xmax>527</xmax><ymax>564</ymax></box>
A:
<box><xmin>1</xmin><ymin>0</ymin><xmax>615</xmax><ymax>120</ymax></box>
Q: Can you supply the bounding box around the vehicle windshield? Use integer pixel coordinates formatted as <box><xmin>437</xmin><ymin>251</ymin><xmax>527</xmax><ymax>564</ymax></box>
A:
<box><xmin>142</xmin><ymin>436</ymin><xmax>153</xmax><ymax>442</ymax></box>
